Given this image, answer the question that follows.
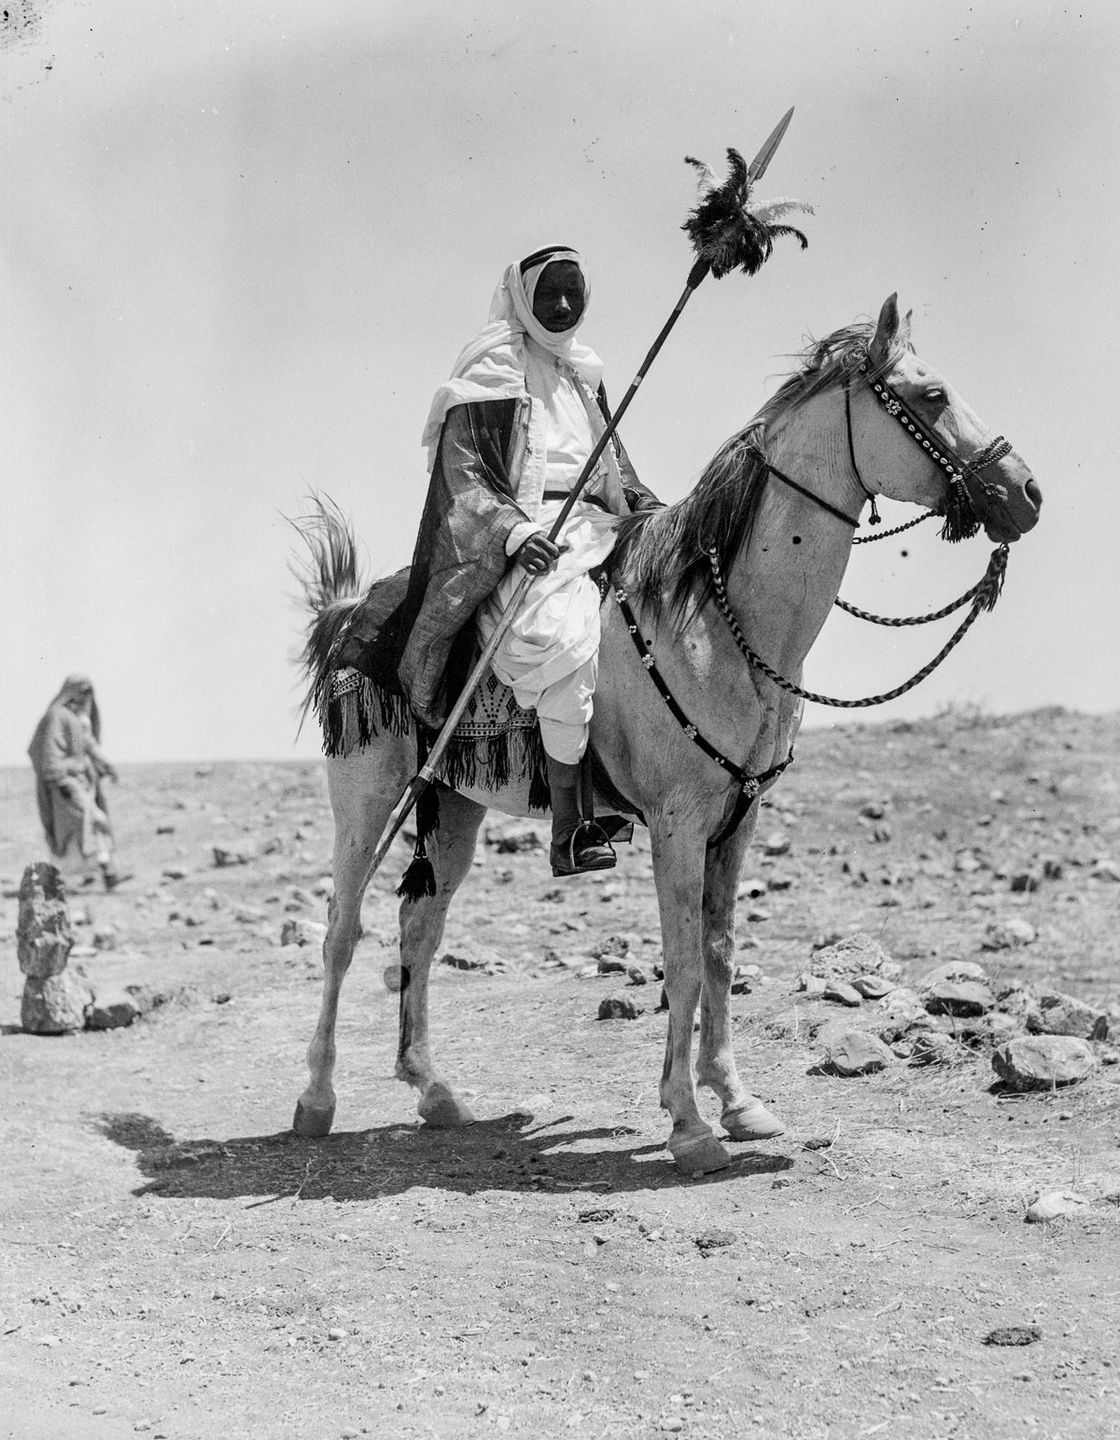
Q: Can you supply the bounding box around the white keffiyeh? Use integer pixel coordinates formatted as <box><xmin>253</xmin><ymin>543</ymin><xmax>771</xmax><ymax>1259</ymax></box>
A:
<box><xmin>421</xmin><ymin>247</ymin><xmax>605</xmax><ymax>469</ymax></box>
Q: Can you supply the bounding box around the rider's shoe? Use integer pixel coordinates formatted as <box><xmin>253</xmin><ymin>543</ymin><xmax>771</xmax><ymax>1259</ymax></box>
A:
<box><xmin>550</xmin><ymin>821</ymin><xmax>617</xmax><ymax>878</ymax></box>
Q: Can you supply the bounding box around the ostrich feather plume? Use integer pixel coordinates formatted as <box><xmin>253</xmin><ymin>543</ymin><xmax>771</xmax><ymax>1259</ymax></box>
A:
<box><xmin>682</xmin><ymin>149</ymin><xmax>813</xmax><ymax>279</ymax></box>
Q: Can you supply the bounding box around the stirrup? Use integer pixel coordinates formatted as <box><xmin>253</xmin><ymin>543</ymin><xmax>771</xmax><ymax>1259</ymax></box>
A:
<box><xmin>550</xmin><ymin>820</ymin><xmax>617</xmax><ymax>878</ymax></box>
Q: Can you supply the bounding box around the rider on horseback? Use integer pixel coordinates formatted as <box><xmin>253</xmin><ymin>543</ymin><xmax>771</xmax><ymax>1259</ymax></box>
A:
<box><xmin>400</xmin><ymin>246</ymin><xmax>660</xmax><ymax>875</ymax></box>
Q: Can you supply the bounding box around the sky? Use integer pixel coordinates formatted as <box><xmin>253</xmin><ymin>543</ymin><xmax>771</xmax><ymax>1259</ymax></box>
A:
<box><xmin>2</xmin><ymin>0</ymin><xmax>1118</xmax><ymax>765</ymax></box>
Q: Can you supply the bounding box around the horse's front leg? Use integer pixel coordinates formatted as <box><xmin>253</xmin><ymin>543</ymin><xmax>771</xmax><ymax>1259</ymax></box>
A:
<box><xmin>695</xmin><ymin>817</ymin><xmax>786</xmax><ymax>1143</ymax></box>
<box><xmin>651</xmin><ymin>820</ymin><xmax>731</xmax><ymax>1174</ymax></box>
<box><xmin>396</xmin><ymin>788</ymin><xmax>486</xmax><ymax>1128</ymax></box>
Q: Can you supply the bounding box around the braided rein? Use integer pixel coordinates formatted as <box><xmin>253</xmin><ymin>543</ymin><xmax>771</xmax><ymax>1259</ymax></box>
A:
<box><xmin>707</xmin><ymin>541</ymin><xmax>1009</xmax><ymax>708</ymax></box>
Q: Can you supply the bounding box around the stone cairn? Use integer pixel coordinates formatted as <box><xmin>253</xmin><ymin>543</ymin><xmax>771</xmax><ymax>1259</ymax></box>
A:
<box><xmin>17</xmin><ymin>861</ymin><xmax>93</xmax><ymax>1034</ymax></box>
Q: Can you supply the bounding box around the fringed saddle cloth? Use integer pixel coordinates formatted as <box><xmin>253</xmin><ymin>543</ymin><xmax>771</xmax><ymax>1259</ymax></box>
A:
<box><xmin>322</xmin><ymin>662</ymin><xmax>551</xmax><ymax>813</ymax></box>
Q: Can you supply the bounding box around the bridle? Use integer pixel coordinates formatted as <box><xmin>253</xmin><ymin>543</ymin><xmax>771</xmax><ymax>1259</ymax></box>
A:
<box><xmin>856</xmin><ymin>366</ymin><xmax>1014</xmax><ymax>542</ymax></box>
<box><xmin>611</xmin><ymin>360</ymin><xmax>1016</xmax><ymax>838</ymax></box>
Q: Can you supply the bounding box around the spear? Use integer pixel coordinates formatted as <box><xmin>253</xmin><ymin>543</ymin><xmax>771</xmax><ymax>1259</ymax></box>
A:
<box><xmin>371</xmin><ymin>108</ymin><xmax>808</xmax><ymax>886</ymax></box>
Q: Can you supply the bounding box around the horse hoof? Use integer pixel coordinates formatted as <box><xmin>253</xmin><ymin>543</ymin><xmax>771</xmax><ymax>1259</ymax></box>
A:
<box><xmin>721</xmin><ymin>1099</ymin><xmax>786</xmax><ymax>1142</ymax></box>
<box><xmin>292</xmin><ymin>1099</ymin><xmax>335</xmax><ymax>1138</ymax></box>
<box><xmin>671</xmin><ymin>1133</ymin><xmax>731</xmax><ymax>1175</ymax></box>
<box><xmin>419</xmin><ymin>1083</ymin><xmax>477</xmax><ymax>1129</ymax></box>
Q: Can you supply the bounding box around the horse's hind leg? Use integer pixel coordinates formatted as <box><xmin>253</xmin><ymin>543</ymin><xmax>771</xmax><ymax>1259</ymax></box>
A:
<box><xmin>293</xmin><ymin>755</ymin><xmax>398</xmax><ymax>1138</ymax></box>
<box><xmin>695</xmin><ymin>825</ymin><xmax>786</xmax><ymax>1143</ymax></box>
<box><xmin>396</xmin><ymin>788</ymin><xmax>486</xmax><ymax>1127</ymax></box>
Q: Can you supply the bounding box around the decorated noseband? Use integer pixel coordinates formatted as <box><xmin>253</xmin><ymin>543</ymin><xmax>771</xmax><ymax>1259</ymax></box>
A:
<box><xmin>860</xmin><ymin>364</ymin><xmax>1014</xmax><ymax>542</ymax></box>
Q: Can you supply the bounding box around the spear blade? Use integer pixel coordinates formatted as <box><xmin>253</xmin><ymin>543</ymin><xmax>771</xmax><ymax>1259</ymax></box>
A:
<box><xmin>745</xmin><ymin>106</ymin><xmax>795</xmax><ymax>184</ymax></box>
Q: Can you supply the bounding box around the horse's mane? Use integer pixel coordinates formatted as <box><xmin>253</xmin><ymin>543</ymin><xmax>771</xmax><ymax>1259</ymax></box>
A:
<box><xmin>616</xmin><ymin>319</ymin><xmax>911</xmax><ymax>624</ymax></box>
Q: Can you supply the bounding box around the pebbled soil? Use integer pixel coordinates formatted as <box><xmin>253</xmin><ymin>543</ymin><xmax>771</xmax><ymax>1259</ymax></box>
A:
<box><xmin>1</xmin><ymin>708</ymin><xmax>1118</xmax><ymax>1440</ymax></box>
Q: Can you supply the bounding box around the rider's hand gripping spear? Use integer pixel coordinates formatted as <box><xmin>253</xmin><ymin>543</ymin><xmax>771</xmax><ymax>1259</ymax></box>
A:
<box><xmin>369</xmin><ymin>108</ymin><xmax>809</xmax><ymax>883</ymax></box>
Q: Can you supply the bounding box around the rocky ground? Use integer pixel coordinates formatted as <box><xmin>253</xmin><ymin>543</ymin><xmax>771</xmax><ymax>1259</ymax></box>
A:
<box><xmin>1</xmin><ymin>707</ymin><xmax>1118</xmax><ymax>1440</ymax></box>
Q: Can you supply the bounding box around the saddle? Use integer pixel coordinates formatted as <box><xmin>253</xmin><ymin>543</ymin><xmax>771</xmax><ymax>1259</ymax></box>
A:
<box><xmin>322</xmin><ymin>568</ymin><xmax>639</xmax><ymax>832</ymax></box>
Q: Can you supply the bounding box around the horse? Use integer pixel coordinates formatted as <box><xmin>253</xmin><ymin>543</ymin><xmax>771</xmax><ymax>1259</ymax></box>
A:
<box><xmin>291</xmin><ymin>294</ymin><xmax>1041</xmax><ymax>1175</ymax></box>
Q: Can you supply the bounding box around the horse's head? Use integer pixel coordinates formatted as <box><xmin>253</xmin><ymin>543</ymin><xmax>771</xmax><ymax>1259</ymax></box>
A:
<box><xmin>853</xmin><ymin>295</ymin><xmax>1042</xmax><ymax>543</ymax></box>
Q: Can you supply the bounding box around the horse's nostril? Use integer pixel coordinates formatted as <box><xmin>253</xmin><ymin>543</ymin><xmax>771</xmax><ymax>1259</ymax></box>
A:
<box><xmin>1025</xmin><ymin>478</ymin><xmax>1042</xmax><ymax>510</ymax></box>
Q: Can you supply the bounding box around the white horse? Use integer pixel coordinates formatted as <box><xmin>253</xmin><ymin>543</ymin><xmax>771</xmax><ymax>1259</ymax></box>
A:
<box><xmin>292</xmin><ymin>296</ymin><xmax>1041</xmax><ymax>1174</ymax></box>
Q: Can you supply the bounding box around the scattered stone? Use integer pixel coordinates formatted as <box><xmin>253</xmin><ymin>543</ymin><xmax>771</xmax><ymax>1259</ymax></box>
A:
<box><xmin>992</xmin><ymin>1036</ymin><xmax>1097</xmax><ymax>1092</ymax></box>
<box><xmin>745</xmin><ymin>906</ymin><xmax>771</xmax><ymax>923</ymax></box>
<box><xmin>761</xmin><ymin>832</ymin><xmax>791</xmax><ymax>857</ymax></box>
<box><xmin>161</xmin><ymin>867</ymin><xmax>188</xmax><ymax>881</ymax></box>
<box><xmin>598</xmin><ymin>994</ymin><xmax>642</xmax><ymax>1021</ymax></box>
<box><xmin>590</xmin><ymin>934</ymin><xmax>631</xmax><ymax>960</ymax></box>
<box><xmin>766</xmin><ymin>873</ymin><xmax>794</xmax><ymax>891</ymax></box>
<box><xmin>984</xmin><ymin>1325</ymin><xmax>1042</xmax><ymax>1346</ymax></box>
<box><xmin>483</xmin><ymin>818</ymin><xmax>544</xmax><ymax>852</ymax></box>
<box><xmin>1090</xmin><ymin>859</ymin><xmax>1120</xmax><ymax>883</ymax></box>
<box><xmin>797</xmin><ymin>973</ymin><xmax>828</xmax><ymax>998</ymax></box>
<box><xmin>1027</xmin><ymin>991</ymin><xmax>1109</xmax><ymax>1041</ymax></box>
<box><xmin>976</xmin><ymin>1012</ymin><xmax>1020</xmax><ymax>1047</ymax></box>
<box><xmin>810</xmin><ymin>933</ymin><xmax>899</xmax><ymax>983</ymax></box>
<box><xmin>1024</xmin><ymin>1190</ymin><xmax>1090</xmax><ymax>1224</ymax></box>
<box><xmin>17</xmin><ymin>863</ymin><xmax>73</xmax><ymax>978</ymax></box>
<box><xmin>280</xmin><ymin>918</ymin><xmax>327</xmax><ymax>948</ymax></box>
<box><xmin>596</xmin><ymin>954</ymin><xmax>630</xmax><ymax>975</ymax></box>
<box><xmin>91</xmin><ymin>926</ymin><xmax>118</xmax><ymax>951</ymax></box>
<box><xmin>1041</xmin><ymin>857</ymin><xmax>1063</xmax><ymax>880</ymax></box>
<box><xmin>21</xmin><ymin>970</ymin><xmax>94</xmax><ymax>1035</ymax></box>
<box><xmin>815</xmin><ymin>1020</ymin><xmax>893</xmax><ymax>1077</ymax></box>
<box><xmin>578</xmin><ymin>1207</ymin><xmax>616</xmax><ymax>1224</ymax></box>
<box><xmin>954</xmin><ymin>850</ymin><xmax>985</xmax><ymax>874</ymax></box>
<box><xmin>87</xmin><ymin>988</ymin><xmax>141</xmax><ymax>1030</ymax></box>
<box><xmin>876</xmin><ymin>997</ymin><xmax>935</xmax><ymax>1045</ymax></box>
<box><xmin>1009</xmin><ymin>871</ymin><xmax>1041</xmax><ymax>893</ymax></box>
<box><xmin>802</xmin><ymin>1136</ymin><xmax>832</xmax><ymax>1151</ymax></box>
<box><xmin>859</xmin><ymin>801</ymin><xmax>887</xmax><ymax>820</ymax></box>
<box><xmin>980</xmin><ymin>918</ymin><xmax>1037</xmax><ymax>950</ymax></box>
<box><xmin>441</xmin><ymin>952</ymin><xmax>485</xmax><ymax>971</ymax></box>
<box><xmin>737</xmin><ymin>877</ymin><xmax>767</xmax><ymax>900</ymax></box>
<box><xmin>994</xmin><ymin>982</ymin><xmax>1039</xmax><ymax>1025</ymax></box>
<box><xmin>909</xmin><ymin>1031</ymin><xmax>962</xmax><ymax>1067</ymax></box>
<box><xmin>212</xmin><ymin>843</ymin><xmax>258</xmax><ymax>868</ymax></box>
<box><xmin>695</xmin><ymin>1228</ymin><xmax>736</xmax><ymax>1255</ymax></box>
<box><xmin>823</xmin><ymin>981</ymin><xmax>862</xmax><ymax>1008</ymax></box>
<box><xmin>626</xmin><ymin>965</ymin><xmax>651</xmax><ymax>986</ymax></box>
<box><xmin>852</xmin><ymin>974</ymin><xmax>893</xmax><ymax>1000</ymax></box>
<box><xmin>918</xmin><ymin>960</ymin><xmax>995</xmax><ymax>1018</ymax></box>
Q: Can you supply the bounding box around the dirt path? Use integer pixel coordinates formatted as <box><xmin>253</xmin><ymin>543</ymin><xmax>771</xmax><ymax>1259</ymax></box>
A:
<box><xmin>2</xmin><ymin>711</ymin><xmax>1118</xmax><ymax>1439</ymax></box>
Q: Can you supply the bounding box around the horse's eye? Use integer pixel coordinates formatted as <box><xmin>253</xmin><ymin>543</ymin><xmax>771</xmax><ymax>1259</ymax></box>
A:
<box><xmin>924</xmin><ymin>387</ymin><xmax>947</xmax><ymax>405</ymax></box>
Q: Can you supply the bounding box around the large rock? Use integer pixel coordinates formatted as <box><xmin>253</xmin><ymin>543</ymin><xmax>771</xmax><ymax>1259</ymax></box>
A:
<box><xmin>1027</xmin><ymin>991</ymin><xmax>1109</xmax><ymax>1041</ymax></box>
<box><xmin>810</xmin><ymin>933</ymin><xmax>899</xmax><ymax>984</ymax></box>
<box><xmin>21</xmin><ymin>969</ymin><xmax>94</xmax><ymax>1034</ymax></box>
<box><xmin>992</xmin><ymin>1036</ymin><xmax>1097</xmax><ymax>1092</ymax></box>
<box><xmin>815</xmin><ymin>1020</ymin><xmax>893</xmax><ymax>1077</ymax></box>
<box><xmin>17</xmin><ymin>862</ymin><xmax>73</xmax><ymax>978</ymax></box>
<box><xmin>918</xmin><ymin>960</ymin><xmax>994</xmax><ymax>1017</ymax></box>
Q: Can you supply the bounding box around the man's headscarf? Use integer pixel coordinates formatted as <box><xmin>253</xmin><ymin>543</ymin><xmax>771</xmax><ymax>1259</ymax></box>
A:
<box><xmin>421</xmin><ymin>246</ymin><xmax>605</xmax><ymax>469</ymax></box>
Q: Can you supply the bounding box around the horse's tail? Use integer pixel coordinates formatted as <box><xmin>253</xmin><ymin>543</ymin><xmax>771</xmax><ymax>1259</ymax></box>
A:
<box><xmin>289</xmin><ymin>494</ymin><xmax>366</xmax><ymax>731</ymax></box>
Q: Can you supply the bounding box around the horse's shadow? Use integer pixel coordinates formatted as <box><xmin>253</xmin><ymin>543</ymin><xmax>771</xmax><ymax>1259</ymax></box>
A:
<box><xmin>94</xmin><ymin>1110</ymin><xmax>793</xmax><ymax>1202</ymax></box>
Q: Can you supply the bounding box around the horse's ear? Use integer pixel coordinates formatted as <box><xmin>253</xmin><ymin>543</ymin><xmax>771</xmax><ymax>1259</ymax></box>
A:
<box><xmin>869</xmin><ymin>293</ymin><xmax>902</xmax><ymax>368</ymax></box>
